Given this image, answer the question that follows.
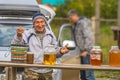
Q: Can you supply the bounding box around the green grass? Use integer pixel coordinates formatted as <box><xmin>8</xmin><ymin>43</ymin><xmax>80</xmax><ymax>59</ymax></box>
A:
<box><xmin>95</xmin><ymin>71</ymin><xmax>120</xmax><ymax>79</ymax></box>
<box><xmin>51</xmin><ymin>21</ymin><xmax>120</xmax><ymax>79</ymax></box>
<box><xmin>96</xmin><ymin>25</ymin><xmax>117</xmax><ymax>64</ymax></box>
<box><xmin>50</xmin><ymin>19</ymin><xmax>69</xmax><ymax>38</ymax></box>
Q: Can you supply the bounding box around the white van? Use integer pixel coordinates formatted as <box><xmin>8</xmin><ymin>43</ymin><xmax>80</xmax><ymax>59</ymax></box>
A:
<box><xmin>0</xmin><ymin>0</ymin><xmax>40</xmax><ymax>61</ymax></box>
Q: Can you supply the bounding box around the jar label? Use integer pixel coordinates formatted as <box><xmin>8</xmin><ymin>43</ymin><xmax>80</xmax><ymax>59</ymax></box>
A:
<box><xmin>90</xmin><ymin>54</ymin><xmax>101</xmax><ymax>60</ymax></box>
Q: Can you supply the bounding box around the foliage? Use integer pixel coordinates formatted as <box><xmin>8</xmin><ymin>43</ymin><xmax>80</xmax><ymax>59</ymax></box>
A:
<box><xmin>95</xmin><ymin>70</ymin><xmax>120</xmax><ymax>79</ymax></box>
<box><xmin>100</xmin><ymin>0</ymin><xmax>118</xmax><ymax>19</ymax></box>
<box><xmin>56</xmin><ymin>0</ymin><xmax>95</xmax><ymax>18</ymax></box>
<box><xmin>96</xmin><ymin>24</ymin><xmax>117</xmax><ymax>64</ymax></box>
<box><xmin>55</xmin><ymin>0</ymin><xmax>118</xmax><ymax>19</ymax></box>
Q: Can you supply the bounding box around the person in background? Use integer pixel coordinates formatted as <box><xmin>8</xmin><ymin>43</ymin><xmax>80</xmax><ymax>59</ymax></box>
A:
<box><xmin>11</xmin><ymin>12</ymin><xmax>69</xmax><ymax>80</ymax></box>
<box><xmin>68</xmin><ymin>10</ymin><xmax>95</xmax><ymax>80</ymax></box>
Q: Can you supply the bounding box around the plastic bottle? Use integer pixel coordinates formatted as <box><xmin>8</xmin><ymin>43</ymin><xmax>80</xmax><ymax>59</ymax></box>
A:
<box><xmin>44</xmin><ymin>45</ymin><xmax>56</xmax><ymax>65</ymax></box>
<box><xmin>90</xmin><ymin>46</ymin><xmax>102</xmax><ymax>66</ymax></box>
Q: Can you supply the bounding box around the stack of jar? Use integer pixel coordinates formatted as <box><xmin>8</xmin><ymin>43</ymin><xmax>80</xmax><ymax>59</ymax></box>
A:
<box><xmin>11</xmin><ymin>44</ymin><xmax>28</xmax><ymax>63</ymax></box>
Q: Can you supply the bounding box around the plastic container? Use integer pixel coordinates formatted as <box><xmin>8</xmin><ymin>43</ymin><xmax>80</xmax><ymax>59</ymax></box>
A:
<box><xmin>44</xmin><ymin>45</ymin><xmax>56</xmax><ymax>65</ymax></box>
<box><xmin>90</xmin><ymin>46</ymin><xmax>102</xmax><ymax>66</ymax></box>
<box><xmin>109</xmin><ymin>46</ymin><xmax>120</xmax><ymax>66</ymax></box>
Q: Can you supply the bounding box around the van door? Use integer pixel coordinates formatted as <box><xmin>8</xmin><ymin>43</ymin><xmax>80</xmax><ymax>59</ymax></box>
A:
<box><xmin>58</xmin><ymin>24</ymin><xmax>80</xmax><ymax>80</ymax></box>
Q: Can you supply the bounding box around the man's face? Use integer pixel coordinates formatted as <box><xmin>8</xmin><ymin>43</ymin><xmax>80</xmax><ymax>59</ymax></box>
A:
<box><xmin>69</xmin><ymin>14</ymin><xmax>79</xmax><ymax>23</ymax></box>
<box><xmin>33</xmin><ymin>18</ymin><xmax>46</xmax><ymax>32</ymax></box>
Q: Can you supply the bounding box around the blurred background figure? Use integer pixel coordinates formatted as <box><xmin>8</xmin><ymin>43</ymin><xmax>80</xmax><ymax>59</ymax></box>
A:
<box><xmin>68</xmin><ymin>9</ymin><xmax>95</xmax><ymax>80</ymax></box>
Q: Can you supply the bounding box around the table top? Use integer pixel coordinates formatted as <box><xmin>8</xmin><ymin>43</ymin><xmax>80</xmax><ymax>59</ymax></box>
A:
<box><xmin>0</xmin><ymin>62</ymin><xmax>120</xmax><ymax>71</ymax></box>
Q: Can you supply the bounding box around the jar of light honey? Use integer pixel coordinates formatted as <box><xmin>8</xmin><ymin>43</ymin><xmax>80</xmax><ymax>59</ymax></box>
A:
<box><xmin>90</xmin><ymin>46</ymin><xmax>102</xmax><ymax>66</ymax></box>
<box><xmin>109</xmin><ymin>46</ymin><xmax>120</xmax><ymax>66</ymax></box>
<box><xmin>44</xmin><ymin>45</ymin><xmax>56</xmax><ymax>65</ymax></box>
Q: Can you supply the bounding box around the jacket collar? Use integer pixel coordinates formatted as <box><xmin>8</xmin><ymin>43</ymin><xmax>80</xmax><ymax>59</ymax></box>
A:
<box><xmin>74</xmin><ymin>16</ymin><xmax>84</xmax><ymax>26</ymax></box>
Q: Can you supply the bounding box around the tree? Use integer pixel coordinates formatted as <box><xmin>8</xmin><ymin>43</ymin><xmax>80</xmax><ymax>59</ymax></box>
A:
<box><xmin>55</xmin><ymin>0</ymin><xmax>117</xmax><ymax>19</ymax></box>
<box><xmin>56</xmin><ymin>0</ymin><xmax>95</xmax><ymax>18</ymax></box>
<box><xmin>100</xmin><ymin>0</ymin><xmax>117</xmax><ymax>19</ymax></box>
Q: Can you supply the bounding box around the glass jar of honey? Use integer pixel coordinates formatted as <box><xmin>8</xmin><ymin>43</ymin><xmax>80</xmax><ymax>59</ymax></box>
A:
<box><xmin>26</xmin><ymin>52</ymin><xmax>34</xmax><ymax>64</ymax></box>
<box><xmin>44</xmin><ymin>45</ymin><xmax>56</xmax><ymax>65</ymax></box>
<box><xmin>90</xmin><ymin>46</ymin><xmax>102</xmax><ymax>66</ymax></box>
<box><xmin>109</xmin><ymin>46</ymin><xmax>120</xmax><ymax>66</ymax></box>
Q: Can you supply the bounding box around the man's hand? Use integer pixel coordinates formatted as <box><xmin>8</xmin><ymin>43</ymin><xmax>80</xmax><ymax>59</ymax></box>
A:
<box><xmin>17</xmin><ymin>26</ymin><xmax>24</xmax><ymax>37</ymax></box>
<box><xmin>60</xmin><ymin>44</ymin><xmax>69</xmax><ymax>54</ymax></box>
<box><xmin>81</xmin><ymin>51</ymin><xmax>88</xmax><ymax>57</ymax></box>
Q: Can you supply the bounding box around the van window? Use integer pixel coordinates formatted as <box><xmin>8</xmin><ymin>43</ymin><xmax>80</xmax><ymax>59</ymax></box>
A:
<box><xmin>0</xmin><ymin>24</ymin><xmax>32</xmax><ymax>46</ymax></box>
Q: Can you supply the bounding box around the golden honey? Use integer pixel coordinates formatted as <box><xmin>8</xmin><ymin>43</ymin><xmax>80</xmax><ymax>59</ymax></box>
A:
<box><xmin>44</xmin><ymin>53</ymin><xmax>56</xmax><ymax>65</ymax></box>
<box><xmin>109</xmin><ymin>50</ymin><xmax>120</xmax><ymax>66</ymax></box>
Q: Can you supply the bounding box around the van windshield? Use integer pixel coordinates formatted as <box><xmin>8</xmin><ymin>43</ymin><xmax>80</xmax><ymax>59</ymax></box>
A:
<box><xmin>0</xmin><ymin>24</ymin><xmax>32</xmax><ymax>46</ymax></box>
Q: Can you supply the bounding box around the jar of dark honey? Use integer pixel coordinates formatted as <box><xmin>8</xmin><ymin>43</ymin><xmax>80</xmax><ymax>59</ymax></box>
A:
<box><xmin>90</xmin><ymin>46</ymin><xmax>102</xmax><ymax>66</ymax></box>
<box><xmin>109</xmin><ymin>46</ymin><xmax>120</xmax><ymax>66</ymax></box>
<box><xmin>26</xmin><ymin>52</ymin><xmax>34</xmax><ymax>64</ymax></box>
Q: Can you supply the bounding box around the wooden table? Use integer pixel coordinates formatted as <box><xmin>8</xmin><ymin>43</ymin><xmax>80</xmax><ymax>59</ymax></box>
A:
<box><xmin>0</xmin><ymin>62</ymin><xmax>120</xmax><ymax>80</ymax></box>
